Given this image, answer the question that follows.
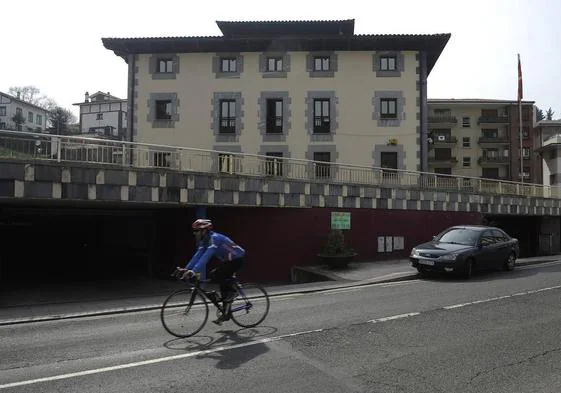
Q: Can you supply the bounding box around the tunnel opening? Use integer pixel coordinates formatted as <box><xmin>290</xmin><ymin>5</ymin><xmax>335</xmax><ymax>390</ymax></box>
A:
<box><xmin>483</xmin><ymin>214</ymin><xmax>542</xmax><ymax>258</ymax></box>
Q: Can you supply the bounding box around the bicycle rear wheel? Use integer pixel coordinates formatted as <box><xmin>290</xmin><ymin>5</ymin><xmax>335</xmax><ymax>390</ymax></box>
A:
<box><xmin>160</xmin><ymin>289</ymin><xmax>209</xmax><ymax>338</ymax></box>
<box><xmin>229</xmin><ymin>283</ymin><xmax>270</xmax><ymax>328</ymax></box>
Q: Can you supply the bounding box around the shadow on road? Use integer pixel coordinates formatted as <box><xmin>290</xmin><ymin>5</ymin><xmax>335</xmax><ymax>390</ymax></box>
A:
<box><xmin>163</xmin><ymin>326</ymin><xmax>278</xmax><ymax>369</ymax></box>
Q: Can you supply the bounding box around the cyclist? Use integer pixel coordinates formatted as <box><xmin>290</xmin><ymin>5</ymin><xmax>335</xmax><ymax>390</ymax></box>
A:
<box><xmin>176</xmin><ymin>218</ymin><xmax>246</xmax><ymax>325</ymax></box>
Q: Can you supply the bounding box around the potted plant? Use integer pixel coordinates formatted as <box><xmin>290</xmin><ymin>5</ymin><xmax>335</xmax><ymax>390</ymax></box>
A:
<box><xmin>317</xmin><ymin>229</ymin><xmax>358</xmax><ymax>269</ymax></box>
<box><xmin>387</xmin><ymin>137</ymin><xmax>398</xmax><ymax>145</ymax></box>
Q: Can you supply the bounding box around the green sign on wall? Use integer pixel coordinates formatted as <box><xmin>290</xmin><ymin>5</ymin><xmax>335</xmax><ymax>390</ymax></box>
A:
<box><xmin>331</xmin><ymin>212</ymin><xmax>351</xmax><ymax>230</ymax></box>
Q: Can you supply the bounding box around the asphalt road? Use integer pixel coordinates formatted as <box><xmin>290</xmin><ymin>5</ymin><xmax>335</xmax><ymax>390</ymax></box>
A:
<box><xmin>2</xmin><ymin>261</ymin><xmax>561</xmax><ymax>392</ymax></box>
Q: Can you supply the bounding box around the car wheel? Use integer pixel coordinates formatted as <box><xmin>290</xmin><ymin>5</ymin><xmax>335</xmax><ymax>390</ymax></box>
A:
<box><xmin>463</xmin><ymin>258</ymin><xmax>474</xmax><ymax>279</ymax></box>
<box><xmin>504</xmin><ymin>252</ymin><xmax>516</xmax><ymax>271</ymax></box>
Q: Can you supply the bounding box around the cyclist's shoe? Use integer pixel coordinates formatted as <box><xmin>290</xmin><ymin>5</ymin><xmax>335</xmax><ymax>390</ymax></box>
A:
<box><xmin>212</xmin><ymin>314</ymin><xmax>229</xmax><ymax>325</ymax></box>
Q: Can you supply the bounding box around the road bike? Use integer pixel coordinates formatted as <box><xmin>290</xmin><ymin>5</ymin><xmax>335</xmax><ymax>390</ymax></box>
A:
<box><xmin>160</xmin><ymin>268</ymin><xmax>270</xmax><ymax>338</ymax></box>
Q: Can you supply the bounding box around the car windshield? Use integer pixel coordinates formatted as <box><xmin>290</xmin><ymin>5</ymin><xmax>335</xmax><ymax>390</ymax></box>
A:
<box><xmin>436</xmin><ymin>228</ymin><xmax>479</xmax><ymax>246</ymax></box>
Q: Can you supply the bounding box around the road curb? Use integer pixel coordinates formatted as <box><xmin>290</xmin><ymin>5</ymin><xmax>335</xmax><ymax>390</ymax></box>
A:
<box><xmin>1</xmin><ymin>258</ymin><xmax>558</xmax><ymax>326</ymax></box>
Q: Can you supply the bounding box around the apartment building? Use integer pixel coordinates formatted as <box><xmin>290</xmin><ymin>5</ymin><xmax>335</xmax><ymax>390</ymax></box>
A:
<box><xmin>535</xmin><ymin>120</ymin><xmax>561</xmax><ymax>186</ymax></box>
<box><xmin>73</xmin><ymin>91</ymin><xmax>127</xmax><ymax>139</ymax></box>
<box><xmin>102</xmin><ymin>19</ymin><xmax>450</xmax><ymax>173</ymax></box>
<box><xmin>427</xmin><ymin>99</ymin><xmax>539</xmax><ymax>183</ymax></box>
<box><xmin>0</xmin><ymin>91</ymin><xmax>50</xmax><ymax>132</ymax></box>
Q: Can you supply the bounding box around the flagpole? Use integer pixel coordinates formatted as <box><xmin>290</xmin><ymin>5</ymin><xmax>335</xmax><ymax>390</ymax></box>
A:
<box><xmin>518</xmin><ymin>53</ymin><xmax>524</xmax><ymax>185</ymax></box>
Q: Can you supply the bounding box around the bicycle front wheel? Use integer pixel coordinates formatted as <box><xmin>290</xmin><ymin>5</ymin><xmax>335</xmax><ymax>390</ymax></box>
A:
<box><xmin>160</xmin><ymin>289</ymin><xmax>209</xmax><ymax>338</ymax></box>
<box><xmin>230</xmin><ymin>283</ymin><xmax>270</xmax><ymax>328</ymax></box>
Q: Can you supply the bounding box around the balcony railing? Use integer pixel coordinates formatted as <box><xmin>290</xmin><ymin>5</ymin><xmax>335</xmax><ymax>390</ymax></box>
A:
<box><xmin>428</xmin><ymin>115</ymin><xmax>457</xmax><ymax>124</ymax></box>
<box><xmin>431</xmin><ymin>136</ymin><xmax>458</xmax><ymax>145</ymax></box>
<box><xmin>478</xmin><ymin>136</ymin><xmax>509</xmax><ymax>144</ymax></box>
<box><xmin>478</xmin><ymin>116</ymin><xmax>509</xmax><ymax>124</ymax></box>
<box><xmin>0</xmin><ymin>129</ymin><xmax>560</xmax><ymax>199</ymax></box>
<box><xmin>478</xmin><ymin>156</ymin><xmax>510</xmax><ymax>165</ymax></box>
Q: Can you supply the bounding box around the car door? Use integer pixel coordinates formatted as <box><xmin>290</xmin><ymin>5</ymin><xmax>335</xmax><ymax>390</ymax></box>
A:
<box><xmin>491</xmin><ymin>229</ymin><xmax>510</xmax><ymax>267</ymax></box>
<box><xmin>478</xmin><ymin>230</ymin><xmax>498</xmax><ymax>270</ymax></box>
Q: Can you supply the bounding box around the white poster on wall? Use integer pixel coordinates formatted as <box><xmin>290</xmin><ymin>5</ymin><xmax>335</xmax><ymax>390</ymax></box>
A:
<box><xmin>385</xmin><ymin>236</ymin><xmax>393</xmax><ymax>252</ymax></box>
<box><xmin>377</xmin><ymin>236</ymin><xmax>385</xmax><ymax>252</ymax></box>
<box><xmin>393</xmin><ymin>236</ymin><xmax>404</xmax><ymax>250</ymax></box>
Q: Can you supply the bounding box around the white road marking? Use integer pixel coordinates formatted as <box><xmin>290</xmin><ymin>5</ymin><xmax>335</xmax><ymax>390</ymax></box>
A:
<box><xmin>443</xmin><ymin>285</ymin><xmax>561</xmax><ymax>310</ymax></box>
<box><xmin>0</xmin><ymin>328</ymin><xmax>324</xmax><ymax>390</ymax></box>
<box><xmin>369</xmin><ymin>312</ymin><xmax>420</xmax><ymax>323</ymax></box>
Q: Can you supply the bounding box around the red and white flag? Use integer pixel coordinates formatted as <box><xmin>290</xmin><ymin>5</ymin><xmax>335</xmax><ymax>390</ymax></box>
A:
<box><xmin>518</xmin><ymin>54</ymin><xmax>523</xmax><ymax>102</ymax></box>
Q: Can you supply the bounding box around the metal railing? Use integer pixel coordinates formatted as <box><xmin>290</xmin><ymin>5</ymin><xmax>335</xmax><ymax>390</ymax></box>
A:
<box><xmin>1</xmin><ymin>129</ymin><xmax>560</xmax><ymax>199</ymax></box>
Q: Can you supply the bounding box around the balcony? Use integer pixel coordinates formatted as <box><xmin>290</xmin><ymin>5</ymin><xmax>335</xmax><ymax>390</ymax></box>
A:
<box><xmin>477</xmin><ymin>116</ymin><xmax>509</xmax><ymax>126</ymax></box>
<box><xmin>430</xmin><ymin>135</ymin><xmax>457</xmax><ymax>148</ymax></box>
<box><xmin>478</xmin><ymin>136</ymin><xmax>509</xmax><ymax>146</ymax></box>
<box><xmin>478</xmin><ymin>156</ymin><xmax>510</xmax><ymax>166</ymax></box>
<box><xmin>428</xmin><ymin>156</ymin><xmax>458</xmax><ymax>166</ymax></box>
<box><xmin>428</xmin><ymin>115</ymin><xmax>458</xmax><ymax>126</ymax></box>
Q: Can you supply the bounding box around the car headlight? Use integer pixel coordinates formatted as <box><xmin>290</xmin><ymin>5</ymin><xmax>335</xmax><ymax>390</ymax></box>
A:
<box><xmin>410</xmin><ymin>248</ymin><xmax>419</xmax><ymax>257</ymax></box>
<box><xmin>439</xmin><ymin>253</ymin><xmax>459</xmax><ymax>261</ymax></box>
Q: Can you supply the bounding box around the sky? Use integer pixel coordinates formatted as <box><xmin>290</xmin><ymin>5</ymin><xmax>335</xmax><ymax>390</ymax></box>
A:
<box><xmin>2</xmin><ymin>0</ymin><xmax>560</xmax><ymax>119</ymax></box>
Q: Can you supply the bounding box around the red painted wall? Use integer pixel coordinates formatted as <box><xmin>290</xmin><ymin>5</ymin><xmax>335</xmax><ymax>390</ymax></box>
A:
<box><xmin>173</xmin><ymin>207</ymin><xmax>483</xmax><ymax>283</ymax></box>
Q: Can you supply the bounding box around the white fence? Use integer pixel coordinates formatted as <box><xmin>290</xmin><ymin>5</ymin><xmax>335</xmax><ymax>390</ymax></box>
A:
<box><xmin>0</xmin><ymin>129</ymin><xmax>560</xmax><ymax>199</ymax></box>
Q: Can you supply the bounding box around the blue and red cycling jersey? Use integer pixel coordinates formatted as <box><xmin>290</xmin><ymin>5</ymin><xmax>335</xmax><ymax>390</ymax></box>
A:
<box><xmin>185</xmin><ymin>231</ymin><xmax>245</xmax><ymax>275</ymax></box>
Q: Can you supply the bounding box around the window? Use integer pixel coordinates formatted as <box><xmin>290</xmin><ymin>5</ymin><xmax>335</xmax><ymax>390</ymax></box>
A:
<box><xmin>522</xmin><ymin>127</ymin><xmax>529</xmax><ymax>139</ymax></box>
<box><xmin>266</xmin><ymin>99</ymin><xmax>283</xmax><ymax>134</ymax></box>
<box><xmin>155</xmin><ymin>100</ymin><xmax>172</xmax><ymax>120</ymax></box>
<box><xmin>462</xmin><ymin>117</ymin><xmax>470</xmax><ymax>127</ymax></box>
<box><xmin>0</xmin><ymin>106</ymin><xmax>5</xmax><ymax>116</ymax></box>
<box><xmin>380</xmin><ymin>56</ymin><xmax>396</xmax><ymax>71</ymax></box>
<box><xmin>380</xmin><ymin>152</ymin><xmax>398</xmax><ymax>169</ymax></box>
<box><xmin>96</xmin><ymin>113</ymin><xmax>103</xmax><ymax>120</ymax></box>
<box><xmin>265</xmin><ymin>152</ymin><xmax>283</xmax><ymax>176</ymax></box>
<box><xmin>482</xmin><ymin>129</ymin><xmax>498</xmax><ymax>138</ymax></box>
<box><xmin>267</xmin><ymin>57</ymin><xmax>283</xmax><ymax>72</ymax></box>
<box><xmin>462</xmin><ymin>137</ymin><xmax>470</xmax><ymax>148</ymax></box>
<box><xmin>435</xmin><ymin>168</ymin><xmax>452</xmax><ymax>175</ymax></box>
<box><xmin>313</xmin><ymin>99</ymin><xmax>330</xmax><ymax>134</ymax></box>
<box><xmin>219</xmin><ymin>100</ymin><xmax>236</xmax><ymax>134</ymax></box>
<box><xmin>0</xmin><ymin>122</ymin><xmax>5</xmax><ymax>129</ymax></box>
<box><xmin>522</xmin><ymin>167</ymin><xmax>531</xmax><ymax>178</ymax></box>
<box><xmin>36</xmin><ymin>114</ymin><xmax>42</xmax><ymax>125</ymax></box>
<box><xmin>314</xmin><ymin>56</ymin><xmax>330</xmax><ymax>71</ymax></box>
<box><xmin>463</xmin><ymin>157</ymin><xmax>471</xmax><ymax>167</ymax></box>
<box><xmin>522</xmin><ymin>147</ymin><xmax>530</xmax><ymax>158</ymax></box>
<box><xmin>16</xmin><ymin>108</ymin><xmax>22</xmax><ymax>115</ymax></box>
<box><xmin>221</xmin><ymin>57</ymin><xmax>237</xmax><ymax>73</ymax></box>
<box><xmin>28</xmin><ymin>111</ymin><xmax>33</xmax><ymax>123</ymax></box>
<box><xmin>380</xmin><ymin>98</ymin><xmax>397</xmax><ymax>119</ymax></box>
<box><xmin>158</xmin><ymin>58</ymin><xmax>173</xmax><ymax>73</ymax></box>
<box><xmin>313</xmin><ymin>152</ymin><xmax>331</xmax><ymax>178</ymax></box>
<box><xmin>434</xmin><ymin>109</ymin><xmax>451</xmax><ymax>116</ymax></box>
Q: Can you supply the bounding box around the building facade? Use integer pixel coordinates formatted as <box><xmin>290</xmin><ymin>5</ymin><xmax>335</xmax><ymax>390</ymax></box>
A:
<box><xmin>0</xmin><ymin>91</ymin><xmax>50</xmax><ymax>132</ymax></box>
<box><xmin>103</xmin><ymin>20</ymin><xmax>450</xmax><ymax>173</ymax></box>
<box><xmin>73</xmin><ymin>91</ymin><xmax>127</xmax><ymax>139</ymax></box>
<box><xmin>427</xmin><ymin>99</ymin><xmax>539</xmax><ymax>183</ymax></box>
<box><xmin>535</xmin><ymin>120</ymin><xmax>561</xmax><ymax>186</ymax></box>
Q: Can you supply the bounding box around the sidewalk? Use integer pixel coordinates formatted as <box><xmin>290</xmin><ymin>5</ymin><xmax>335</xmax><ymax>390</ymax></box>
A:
<box><xmin>1</xmin><ymin>255</ymin><xmax>560</xmax><ymax>326</ymax></box>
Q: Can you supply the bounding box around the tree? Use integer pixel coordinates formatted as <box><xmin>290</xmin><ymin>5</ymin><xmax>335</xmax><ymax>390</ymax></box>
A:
<box><xmin>546</xmin><ymin>107</ymin><xmax>555</xmax><ymax>121</ymax></box>
<box><xmin>536</xmin><ymin>108</ymin><xmax>545</xmax><ymax>122</ymax></box>
<box><xmin>11</xmin><ymin>112</ymin><xmax>26</xmax><ymax>131</ymax></box>
<box><xmin>8</xmin><ymin>85</ymin><xmax>58</xmax><ymax>111</ymax></box>
<box><xmin>49</xmin><ymin>106</ymin><xmax>76</xmax><ymax>134</ymax></box>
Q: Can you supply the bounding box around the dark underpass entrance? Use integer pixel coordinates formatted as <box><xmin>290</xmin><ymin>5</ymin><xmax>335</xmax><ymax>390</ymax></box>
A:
<box><xmin>0</xmin><ymin>202</ymin><xmax>195</xmax><ymax>291</ymax></box>
<box><xmin>483</xmin><ymin>214</ymin><xmax>560</xmax><ymax>257</ymax></box>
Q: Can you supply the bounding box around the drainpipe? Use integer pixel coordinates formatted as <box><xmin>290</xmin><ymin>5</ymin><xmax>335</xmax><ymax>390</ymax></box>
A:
<box><xmin>127</xmin><ymin>54</ymin><xmax>136</xmax><ymax>166</ymax></box>
<box><xmin>419</xmin><ymin>51</ymin><xmax>429</xmax><ymax>172</ymax></box>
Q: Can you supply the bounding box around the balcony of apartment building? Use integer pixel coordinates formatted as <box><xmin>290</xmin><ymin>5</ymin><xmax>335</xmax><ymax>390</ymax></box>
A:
<box><xmin>428</xmin><ymin>147</ymin><xmax>458</xmax><ymax>167</ymax></box>
<box><xmin>478</xmin><ymin>148</ymin><xmax>510</xmax><ymax>166</ymax></box>
<box><xmin>478</xmin><ymin>128</ymin><xmax>509</xmax><ymax>146</ymax></box>
<box><xmin>429</xmin><ymin>129</ymin><xmax>457</xmax><ymax>148</ymax></box>
<box><xmin>428</xmin><ymin>109</ymin><xmax>457</xmax><ymax>127</ymax></box>
<box><xmin>481</xmin><ymin>167</ymin><xmax>510</xmax><ymax>181</ymax></box>
<box><xmin>477</xmin><ymin>108</ymin><xmax>509</xmax><ymax>126</ymax></box>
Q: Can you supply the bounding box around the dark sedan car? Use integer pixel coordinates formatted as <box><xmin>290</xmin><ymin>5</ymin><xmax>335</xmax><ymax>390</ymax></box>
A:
<box><xmin>409</xmin><ymin>225</ymin><xmax>520</xmax><ymax>279</ymax></box>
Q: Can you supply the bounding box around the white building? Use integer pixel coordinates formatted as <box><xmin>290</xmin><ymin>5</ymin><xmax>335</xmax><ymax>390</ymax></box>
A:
<box><xmin>73</xmin><ymin>91</ymin><xmax>127</xmax><ymax>139</ymax></box>
<box><xmin>535</xmin><ymin>120</ymin><xmax>561</xmax><ymax>186</ymax></box>
<box><xmin>0</xmin><ymin>91</ymin><xmax>50</xmax><ymax>132</ymax></box>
